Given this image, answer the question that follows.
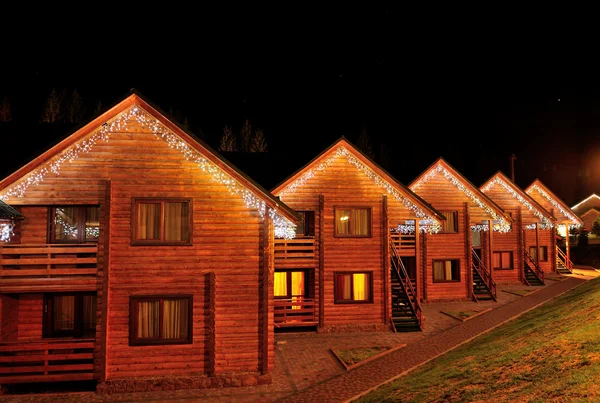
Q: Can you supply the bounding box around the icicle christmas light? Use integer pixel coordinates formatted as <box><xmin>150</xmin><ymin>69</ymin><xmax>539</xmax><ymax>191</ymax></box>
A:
<box><xmin>393</xmin><ymin>218</ymin><xmax>438</xmax><ymax>234</ymax></box>
<box><xmin>279</xmin><ymin>146</ymin><xmax>442</xmax><ymax>234</ymax></box>
<box><xmin>0</xmin><ymin>222</ymin><xmax>14</xmax><ymax>242</ymax></box>
<box><xmin>0</xmin><ymin>106</ymin><xmax>297</xmax><ymax>239</ymax></box>
<box><xmin>412</xmin><ymin>164</ymin><xmax>510</xmax><ymax>233</ymax></box>
<box><xmin>482</xmin><ymin>177</ymin><xmax>554</xmax><ymax>230</ymax></box>
<box><xmin>527</xmin><ymin>184</ymin><xmax>581</xmax><ymax>227</ymax></box>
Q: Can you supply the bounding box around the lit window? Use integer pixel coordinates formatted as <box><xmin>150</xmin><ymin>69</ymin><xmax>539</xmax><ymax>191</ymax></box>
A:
<box><xmin>335</xmin><ymin>207</ymin><xmax>371</xmax><ymax>237</ymax></box>
<box><xmin>334</xmin><ymin>272</ymin><xmax>372</xmax><ymax>303</ymax></box>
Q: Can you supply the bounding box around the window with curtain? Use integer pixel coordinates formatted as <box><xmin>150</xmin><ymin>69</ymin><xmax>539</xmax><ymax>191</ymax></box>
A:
<box><xmin>43</xmin><ymin>293</ymin><xmax>97</xmax><ymax>338</ymax></box>
<box><xmin>130</xmin><ymin>295</ymin><xmax>192</xmax><ymax>345</ymax></box>
<box><xmin>133</xmin><ymin>199</ymin><xmax>191</xmax><ymax>245</ymax></box>
<box><xmin>432</xmin><ymin>260</ymin><xmax>460</xmax><ymax>282</ymax></box>
<box><xmin>441</xmin><ymin>211</ymin><xmax>458</xmax><ymax>233</ymax></box>
<box><xmin>274</xmin><ymin>270</ymin><xmax>308</xmax><ymax>310</ymax></box>
<box><xmin>493</xmin><ymin>251</ymin><xmax>513</xmax><ymax>269</ymax></box>
<box><xmin>50</xmin><ymin>206</ymin><xmax>100</xmax><ymax>243</ymax></box>
<box><xmin>334</xmin><ymin>207</ymin><xmax>371</xmax><ymax>237</ymax></box>
<box><xmin>295</xmin><ymin>211</ymin><xmax>315</xmax><ymax>237</ymax></box>
<box><xmin>334</xmin><ymin>272</ymin><xmax>372</xmax><ymax>303</ymax></box>
<box><xmin>529</xmin><ymin>246</ymin><xmax>548</xmax><ymax>262</ymax></box>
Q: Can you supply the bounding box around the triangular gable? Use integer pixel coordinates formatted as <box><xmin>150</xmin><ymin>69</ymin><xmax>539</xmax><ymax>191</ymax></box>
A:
<box><xmin>271</xmin><ymin>137</ymin><xmax>446</xmax><ymax>233</ymax></box>
<box><xmin>580</xmin><ymin>208</ymin><xmax>600</xmax><ymax>219</ymax></box>
<box><xmin>409</xmin><ymin>157</ymin><xmax>512</xmax><ymax>232</ymax></box>
<box><xmin>0</xmin><ymin>90</ymin><xmax>300</xmax><ymax>239</ymax></box>
<box><xmin>481</xmin><ymin>171</ymin><xmax>556</xmax><ymax>229</ymax></box>
<box><xmin>525</xmin><ymin>179</ymin><xmax>583</xmax><ymax>227</ymax></box>
<box><xmin>571</xmin><ymin>194</ymin><xmax>600</xmax><ymax>214</ymax></box>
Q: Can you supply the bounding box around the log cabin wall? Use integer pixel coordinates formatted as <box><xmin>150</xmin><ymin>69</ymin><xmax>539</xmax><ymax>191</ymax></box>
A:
<box><xmin>524</xmin><ymin>229</ymin><xmax>554</xmax><ymax>274</ymax></box>
<box><xmin>0</xmin><ymin>294</ymin><xmax>18</xmax><ymax>341</ymax></box>
<box><xmin>17</xmin><ymin>294</ymin><xmax>43</xmax><ymax>340</ymax></box>
<box><xmin>2</xmin><ymin>116</ymin><xmax>271</xmax><ymax>380</ymax></box>
<box><xmin>492</xmin><ymin>229</ymin><xmax>520</xmax><ymax>284</ymax></box>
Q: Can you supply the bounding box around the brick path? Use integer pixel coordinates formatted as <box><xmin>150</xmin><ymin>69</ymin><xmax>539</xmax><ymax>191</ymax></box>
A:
<box><xmin>0</xmin><ymin>271</ymin><xmax>593</xmax><ymax>403</ymax></box>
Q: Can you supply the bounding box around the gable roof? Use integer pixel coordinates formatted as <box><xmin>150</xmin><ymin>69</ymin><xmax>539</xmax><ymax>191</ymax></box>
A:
<box><xmin>0</xmin><ymin>200</ymin><xmax>22</xmax><ymax>220</ymax></box>
<box><xmin>409</xmin><ymin>157</ymin><xmax>512</xmax><ymax>226</ymax></box>
<box><xmin>271</xmin><ymin>136</ymin><xmax>446</xmax><ymax>228</ymax></box>
<box><xmin>525</xmin><ymin>179</ymin><xmax>583</xmax><ymax>227</ymax></box>
<box><xmin>580</xmin><ymin>208</ymin><xmax>600</xmax><ymax>219</ymax></box>
<box><xmin>0</xmin><ymin>89</ymin><xmax>301</xmax><ymax>236</ymax></box>
<box><xmin>571</xmin><ymin>193</ymin><xmax>600</xmax><ymax>213</ymax></box>
<box><xmin>480</xmin><ymin>170</ymin><xmax>556</xmax><ymax>227</ymax></box>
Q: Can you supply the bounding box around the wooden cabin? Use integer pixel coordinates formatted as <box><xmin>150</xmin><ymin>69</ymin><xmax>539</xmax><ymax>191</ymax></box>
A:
<box><xmin>480</xmin><ymin>171</ymin><xmax>557</xmax><ymax>284</ymax></box>
<box><xmin>270</xmin><ymin>138</ymin><xmax>445</xmax><ymax>333</ymax></box>
<box><xmin>525</xmin><ymin>179</ymin><xmax>584</xmax><ymax>273</ymax></box>
<box><xmin>0</xmin><ymin>90</ymin><xmax>300</xmax><ymax>393</ymax></box>
<box><xmin>408</xmin><ymin>158</ymin><xmax>515</xmax><ymax>302</ymax></box>
<box><xmin>571</xmin><ymin>194</ymin><xmax>600</xmax><ymax>232</ymax></box>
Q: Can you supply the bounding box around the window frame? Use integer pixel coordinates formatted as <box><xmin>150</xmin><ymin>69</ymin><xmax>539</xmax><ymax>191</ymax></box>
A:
<box><xmin>131</xmin><ymin>198</ymin><xmax>193</xmax><ymax>246</ymax></box>
<box><xmin>295</xmin><ymin>210</ymin><xmax>315</xmax><ymax>237</ymax></box>
<box><xmin>432</xmin><ymin>259</ymin><xmax>461</xmax><ymax>283</ymax></box>
<box><xmin>333</xmin><ymin>206</ymin><xmax>372</xmax><ymax>238</ymax></box>
<box><xmin>43</xmin><ymin>292</ymin><xmax>97</xmax><ymax>339</ymax></box>
<box><xmin>529</xmin><ymin>246</ymin><xmax>548</xmax><ymax>262</ymax></box>
<box><xmin>129</xmin><ymin>295</ymin><xmax>193</xmax><ymax>346</ymax></box>
<box><xmin>440</xmin><ymin>211</ymin><xmax>459</xmax><ymax>233</ymax></box>
<box><xmin>492</xmin><ymin>250</ymin><xmax>514</xmax><ymax>270</ymax></box>
<box><xmin>48</xmin><ymin>205</ymin><xmax>100</xmax><ymax>244</ymax></box>
<box><xmin>274</xmin><ymin>269</ymin><xmax>309</xmax><ymax>299</ymax></box>
<box><xmin>334</xmin><ymin>271</ymin><xmax>373</xmax><ymax>304</ymax></box>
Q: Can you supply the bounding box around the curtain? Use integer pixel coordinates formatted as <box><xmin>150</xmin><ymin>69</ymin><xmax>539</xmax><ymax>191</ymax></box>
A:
<box><xmin>443</xmin><ymin>212</ymin><xmax>456</xmax><ymax>232</ymax></box>
<box><xmin>138</xmin><ymin>203</ymin><xmax>160</xmax><ymax>240</ymax></box>
<box><xmin>53</xmin><ymin>295</ymin><xmax>75</xmax><ymax>331</ymax></box>
<box><xmin>353</xmin><ymin>273</ymin><xmax>368</xmax><ymax>301</ymax></box>
<box><xmin>274</xmin><ymin>272</ymin><xmax>287</xmax><ymax>297</ymax></box>
<box><xmin>336</xmin><ymin>209</ymin><xmax>351</xmax><ymax>235</ymax></box>
<box><xmin>82</xmin><ymin>295</ymin><xmax>97</xmax><ymax>332</ymax></box>
<box><xmin>444</xmin><ymin>261</ymin><xmax>453</xmax><ymax>279</ymax></box>
<box><xmin>291</xmin><ymin>271</ymin><xmax>305</xmax><ymax>309</ymax></box>
<box><xmin>165</xmin><ymin>202</ymin><xmax>188</xmax><ymax>241</ymax></box>
<box><xmin>54</xmin><ymin>207</ymin><xmax>79</xmax><ymax>241</ymax></box>
<box><xmin>433</xmin><ymin>261</ymin><xmax>444</xmax><ymax>280</ymax></box>
<box><xmin>162</xmin><ymin>299</ymin><xmax>188</xmax><ymax>340</ymax></box>
<box><xmin>529</xmin><ymin>247</ymin><xmax>537</xmax><ymax>261</ymax></box>
<box><xmin>353</xmin><ymin>209</ymin><xmax>369</xmax><ymax>235</ymax></box>
<box><xmin>337</xmin><ymin>274</ymin><xmax>352</xmax><ymax>300</ymax></box>
<box><xmin>540</xmin><ymin>247</ymin><xmax>547</xmax><ymax>261</ymax></box>
<box><xmin>137</xmin><ymin>300</ymin><xmax>159</xmax><ymax>338</ymax></box>
<box><xmin>493</xmin><ymin>253</ymin><xmax>500</xmax><ymax>269</ymax></box>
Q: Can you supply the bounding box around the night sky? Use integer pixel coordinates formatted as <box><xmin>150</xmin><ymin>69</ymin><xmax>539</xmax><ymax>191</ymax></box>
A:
<box><xmin>1</xmin><ymin>10</ymin><xmax>598</xmax><ymax>206</ymax></box>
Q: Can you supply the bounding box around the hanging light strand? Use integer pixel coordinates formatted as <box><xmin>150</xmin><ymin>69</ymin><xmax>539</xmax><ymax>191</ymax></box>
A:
<box><xmin>526</xmin><ymin>184</ymin><xmax>581</xmax><ymax>227</ymax></box>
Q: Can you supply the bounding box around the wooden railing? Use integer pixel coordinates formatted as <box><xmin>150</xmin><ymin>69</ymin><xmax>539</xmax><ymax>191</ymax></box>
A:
<box><xmin>524</xmin><ymin>249</ymin><xmax>545</xmax><ymax>284</ymax></box>
<box><xmin>390</xmin><ymin>240</ymin><xmax>422</xmax><ymax>329</ymax></box>
<box><xmin>0</xmin><ymin>244</ymin><xmax>98</xmax><ymax>279</ymax></box>
<box><xmin>390</xmin><ymin>233</ymin><xmax>416</xmax><ymax>255</ymax></box>
<box><xmin>274</xmin><ymin>238</ymin><xmax>315</xmax><ymax>260</ymax></box>
<box><xmin>0</xmin><ymin>339</ymin><xmax>94</xmax><ymax>384</ymax></box>
<box><xmin>471</xmin><ymin>248</ymin><xmax>497</xmax><ymax>301</ymax></box>
<box><xmin>556</xmin><ymin>246</ymin><xmax>573</xmax><ymax>274</ymax></box>
<box><xmin>274</xmin><ymin>298</ymin><xmax>317</xmax><ymax>327</ymax></box>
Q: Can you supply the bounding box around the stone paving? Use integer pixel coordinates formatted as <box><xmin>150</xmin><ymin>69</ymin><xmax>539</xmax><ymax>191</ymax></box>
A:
<box><xmin>0</xmin><ymin>269</ymin><xmax>596</xmax><ymax>403</ymax></box>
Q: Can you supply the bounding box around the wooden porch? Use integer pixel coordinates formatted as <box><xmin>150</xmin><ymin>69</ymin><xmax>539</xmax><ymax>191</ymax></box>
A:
<box><xmin>274</xmin><ymin>238</ymin><xmax>316</xmax><ymax>268</ymax></box>
<box><xmin>274</xmin><ymin>298</ymin><xmax>317</xmax><ymax>328</ymax></box>
<box><xmin>0</xmin><ymin>338</ymin><xmax>94</xmax><ymax>384</ymax></box>
<box><xmin>0</xmin><ymin>244</ymin><xmax>98</xmax><ymax>292</ymax></box>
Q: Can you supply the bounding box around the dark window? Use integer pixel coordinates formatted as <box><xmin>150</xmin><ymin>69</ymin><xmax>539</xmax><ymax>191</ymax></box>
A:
<box><xmin>50</xmin><ymin>206</ymin><xmax>100</xmax><ymax>243</ymax></box>
<box><xmin>433</xmin><ymin>259</ymin><xmax>460</xmax><ymax>282</ymax></box>
<box><xmin>44</xmin><ymin>293</ymin><xmax>97</xmax><ymax>338</ymax></box>
<box><xmin>440</xmin><ymin>211</ymin><xmax>458</xmax><ymax>233</ymax></box>
<box><xmin>130</xmin><ymin>295</ymin><xmax>192</xmax><ymax>346</ymax></box>
<box><xmin>493</xmin><ymin>251</ymin><xmax>513</xmax><ymax>269</ymax></box>
<box><xmin>529</xmin><ymin>246</ymin><xmax>548</xmax><ymax>262</ymax></box>
<box><xmin>132</xmin><ymin>199</ymin><xmax>192</xmax><ymax>245</ymax></box>
<box><xmin>334</xmin><ymin>207</ymin><xmax>371</xmax><ymax>237</ymax></box>
<box><xmin>334</xmin><ymin>272</ymin><xmax>373</xmax><ymax>303</ymax></box>
<box><xmin>295</xmin><ymin>211</ymin><xmax>315</xmax><ymax>237</ymax></box>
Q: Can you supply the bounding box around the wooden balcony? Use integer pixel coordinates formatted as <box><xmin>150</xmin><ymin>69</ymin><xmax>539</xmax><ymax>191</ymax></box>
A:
<box><xmin>274</xmin><ymin>297</ymin><xmax>317</xmax><ymax>328</ymax></box>
<box><xmin>390</xmin><ymin>233</ymin><xmax>416</xmax><ymax>257</ymax></box>
<box><xmin>274</xmin><ymin>238</ymin><xmax>316</xmax><ymax>267</ymax></box>
<box><xmin>0</xmin><ymin>244</ymin><xmax>98</xmax><ymax>293</ymax></box>
<box><xmin>0</xmin><ymin>338</ymin><xmax>95</xmax><ymax>384</ymax></box>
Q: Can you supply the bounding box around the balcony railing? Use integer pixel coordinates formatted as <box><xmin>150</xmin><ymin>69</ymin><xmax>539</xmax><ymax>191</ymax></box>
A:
<box><xmin>274</xmin><ymin>297</ymin><xmax>317</xmax><ymax>327</ymax></box>
<box><xmin>0</xmin><ymin>244</ymin><xmax>98</xmax><ymax>292</ymax></box>
<box><xmin>274</xmin><ymin>238</ymin><xmax>316</xmax><ymax>261</ymax></box>
<box><xmin>0</xmin><ymin>339</ymin><xmax>95</xmax><ymax>384</ymax></box>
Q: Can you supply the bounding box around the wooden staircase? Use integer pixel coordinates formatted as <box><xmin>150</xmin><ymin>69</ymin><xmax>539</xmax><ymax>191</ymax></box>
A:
<box><xmin>471</xmin><ymin>249</ymin><xmax>496</xmax><ymax>302</ymax></box>
<box><xmin>523</xmin><ymin>250</ymin><xmax>545</xmax><ymax>286</ymax></box>
<box><xmin>390</xmin><ymin>241</ymin><xmax>422</xmax><ymax>332</ymax></box>
<box><xmin>555</xmin><ymin>246</ymin><xmax>573</xmax><ymax>275</ymax></box>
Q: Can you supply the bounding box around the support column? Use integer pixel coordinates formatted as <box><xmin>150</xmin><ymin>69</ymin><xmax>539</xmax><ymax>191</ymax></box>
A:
<box><xmin>260</xmin><ymin>215</ymin><xmax>274</xmax><ymax>375</ymax></box>
<box><xmin>318</xmin><ymin>194</ymin><xmax>325</xmax><ymax>328</ymax></box>
<box><xmin>517</xmin><ymin>207</ymin><xmax>523</xmax><ymax>283</ymax></box>
<box><xmin>415</xmin><ymin>218</ymin><xmax>422</xmax><ymax>302</ymax></box>
<box><xmin>382</xmin><ymin>195</ymin><xmax>389</xmax><ymax>325</ymax></box>
<box><xmin>464</xmin><ymin>203</ymin><xmax>472</xmax><ymax>299</ymax></box>
<box><xmin>565</xmin><ymin>223</ymin><xmax>571</xmax><ymax>265</ymax></box>
<box><xmin>536</xmin><ymin>224</ymin><xmax>540</xmax><ymax>270</ymax></box>
<box><xmin>488</xmin><ymin>219</ymin><xmax>494</xmax><ymax>284</ymax></box>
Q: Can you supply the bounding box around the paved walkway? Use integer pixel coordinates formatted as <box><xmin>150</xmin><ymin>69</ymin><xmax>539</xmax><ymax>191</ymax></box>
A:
<box><xmin>0</xmin><ymin>269</ymin><xmax>596</xmax><ymax>403</ymax></box>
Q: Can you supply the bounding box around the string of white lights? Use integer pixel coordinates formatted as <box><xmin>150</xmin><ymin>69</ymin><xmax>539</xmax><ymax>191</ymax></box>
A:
<box><xmin>279</xmin><ymin>146</ymin><xmax>442</xmax><ymax>233</ymax></box>
<box><xmin>482</xmin><ymin>176</ymin><xmax>554</xmax><ymax>229</ymax></box>
<box><xmin>0</xmin><ymin>223</ymin><xmax>14</xmax><ymax>242</ymax></box>
<box><xmin>0</xmin><ymin>106</ymin><xmax>297</xmax><ymax>239</ymax></box>
<box><xmin>412</xmin><ymin>164</ymin><xmax>511</xmax><ymax>233</ymax></box>
<box><xmin>526</xmin><ymin>184</ymin><xmax>580</xmax><ymax>227</ymax></box>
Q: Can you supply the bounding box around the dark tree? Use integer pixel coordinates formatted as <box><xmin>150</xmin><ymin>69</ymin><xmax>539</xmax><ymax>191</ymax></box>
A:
<box><xmin>40</xmin><ymin>88</ymin><xmax>63</xmax><ymax>123</ymax></box>
<box><xmin>65</xmin><ymin>89</ymin><xmax>86</xmax><ymax>123</ymax></box>
<box><xmin>592</xmin><ymin>219</ymin><xmax>600</xmax><ymax>237</ymax></box>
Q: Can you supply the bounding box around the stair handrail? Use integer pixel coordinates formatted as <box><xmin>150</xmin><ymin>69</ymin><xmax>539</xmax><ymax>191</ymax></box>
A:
<box><xmin>555</xmin><ymin>246</ymin><xmax>573</xmax><ymax>274</ymax></box>
<box><xmin>389</xmin><ymin>240</ymin><xmax>422</xmax><ymax>327</ymax></box>
<box><xmin>523</xmin><ymin>249</ymin><xmax>545</xmax><ymax>283</ymax></box>
<box><xmin>471</xmin><ymin>248</ymin><xmax>497</xmax><ymax>301</ymax></box>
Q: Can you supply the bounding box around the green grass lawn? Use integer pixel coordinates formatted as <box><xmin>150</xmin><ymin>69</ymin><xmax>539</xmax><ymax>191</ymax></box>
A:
<box><xmin>355</xmin><ymin>277</ymin><xmax>600</xmax><ymax>402</ymax></box>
